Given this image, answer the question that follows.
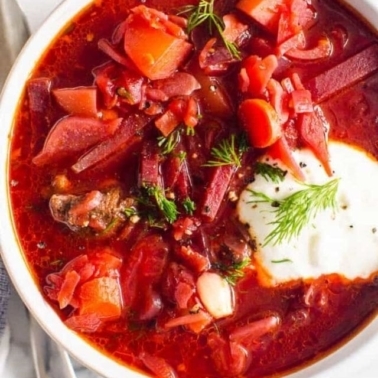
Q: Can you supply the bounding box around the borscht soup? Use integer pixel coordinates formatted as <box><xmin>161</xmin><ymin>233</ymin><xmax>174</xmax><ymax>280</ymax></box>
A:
<box><xmin>7</xmin><ymin>0</ymin><xmax>378</xmax><ymax>376</ymax></box>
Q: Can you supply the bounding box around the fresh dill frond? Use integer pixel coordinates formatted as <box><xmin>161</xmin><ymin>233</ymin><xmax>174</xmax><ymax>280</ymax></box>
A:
<box><xmin>176</xmin><ymin>150</ymin><xmax>187</xmax><ymax>163</ymax></box>
<box><xmin>146</xmin><ymin>185</ymin><xmax>179</xmax><ymax>224</ymax></box>
<box><xmin>255</xmin><ymin>162</ymin><xmax>287</xmax><ymax>183</ymax></box>
<box><xmin>182</xmin><ymin>197</ymin><xmax>196</xmax><ymax>215</ymax></box>
<box><xmin>215</xmin><ymin>257</ymin><xmax>251</xmax><ymax>285</ymax></box>
<box><xmin>204</xmin><ymin>134</ymin><xmax>244</xmax><ymax>167</ymax></box>
<box><xmin>271</xmin><ymin>258</ymin><xmax>292</xmax><ymax>264</ymax></box>
<box><xmin>186</xmin><ymin>126</ymin><xmax>196</xmax><ymax>136</ymax></box>
<box><xmin>179</xmin><ymin>0</ymin><xmax>241</xmax><ymax>59</ymax></box>
<box><xmin>117</xmin><ymin>87</ymin><xmax>133</xmax><ymax>102</ymax></box>
<box><xmin>157</xmin><ymin>130</ymin><xmax>181</xmax><ymax>155</ymax></box>
<box><xmin>248</xmin><ymin>178</ymin><xmax>340</xmax><ymax>245</ymax></box>
<box><xmin>124</xmin><ymin>207</ymin><xmax>138</xmax><ymax>218</ymax></box>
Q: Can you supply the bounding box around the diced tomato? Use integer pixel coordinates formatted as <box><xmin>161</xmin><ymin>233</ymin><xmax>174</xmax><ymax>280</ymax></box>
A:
<box><xmin>238</xmin><ymin>98</ymin><xmax>282</xmax><ymax>148</ymax></box>
<box><xmin>266</xmin><ymin>136</ymin><xmax>305</xmax><ymax>181</ymax></box>
<box><xmin>241</xmin><ymin>54</ymin><xmax>278</xmax><ymax>96</ymax></box>
<box><xmin>124</xmin><ymin>6</ymin><xmax>192</xmax><ymax>80</ymax></box>
<box><xmin>201</xmin><ymin>165</ymin><xmax>235</xmax><ymax>222</ymax></box>
<box><xmin>53</xmin><ymin>86</ymin><xmax>98</xmax><ymax>117</ymax></box>
<box><xmin>32</xmin><ymin>116</ymin><xmax>121</xmax><ymax>166</ymax></box>
<box><xmin>79</xmin><ymin>277</ymin><xmax>122</xmax><ymax>320</ymax></box>
<box><xmin>172</xmin><ymin>217</ymin><xmax>199</xmax><ymax>241</ymax></box>
<box><xmin>236</xmin><ymin>0</ymin><xmax>286</xmax><ymax>34</ymax></box>
<box><xmin>286</xmin><ymin>36</ymin><xmax>332</xmax><ymax>60</ymax></box>
<box><xmin>140</xmin><ymin>352</ymin><xmax>177</xmax><ymax>378</ymax></box>
<box><xmin>298</xmin><ymin>111</ymin><xmax>332</xmax><ymax>176</ymax></box>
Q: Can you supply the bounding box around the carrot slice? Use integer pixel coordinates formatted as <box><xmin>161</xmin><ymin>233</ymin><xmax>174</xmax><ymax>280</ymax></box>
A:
<box><xmin>242</xmin><ymin>54</ymin><xmax>278</xmax><ymax>96</ymax></box>
<box><xmin>124</xmin><ymin>6</ymin><xmax>192</xmax><ymax>80</ymax></box>
<box><xmin>79</xmin><ymin>277</ymin><xmax>122</xmax><ymax>320</ymax></box>
<box><xmin>238</xmin><ymin>98</ymin><xmax>282</xmax><ymax>148</ymax></box>
<box><xmin>266</xmin><ymin>137</ymin><xmax>305</xmax><ymax>181</ymax></box>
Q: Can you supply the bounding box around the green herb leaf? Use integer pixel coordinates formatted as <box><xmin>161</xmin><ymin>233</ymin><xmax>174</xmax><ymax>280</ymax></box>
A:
<box><xmin>248</xmin><ymin>178</ymin><xmax>340</xmax><ymax>245</ymax></box>
<box><xmin>124</xmin><ymin>207</ymin><xmax>138</xmax><ymax>218</ymax></box>
<box><xmin>157</xmin><ymin>130</ymin><xmax>181</xmax><ymax>155</ymax></box>
<box><xmin>204</xmin><ymin>134</ymin><xmax>245</xmax><ymax>167</ymax></box>
<box><xmin>146</xmin><ymin>185</ymin><xmax>179</xmax><ymax>223</ymax></box>
<box><xmin>255</xmin><ymin>162</ymin><xmax>287</xmax><ymax>183</ymax></box>
<box><xmin>271</xmin><ymin>258</ymin><xmax>292</xmax><ymax>264</ymax></box>
<box><xmin>215</xmin><ymin>257</ymin><xmax>251</xmax><ymax>285</ymax></box>
<box><xmin>182</xmin><ymin>197</ymin><xmax>196</xmax><ymax>215</ymax></box>
<box><xmin>179</xmin><ymin>0</ymin><xmax>241</xmax><ymax>59</ymax></box>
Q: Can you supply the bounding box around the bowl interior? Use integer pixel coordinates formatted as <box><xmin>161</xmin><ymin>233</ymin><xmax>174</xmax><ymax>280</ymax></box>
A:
<box><xmin>0</xmin><ymin>0</ymin><xmax>377</xmax><ymax>377</ymax></box>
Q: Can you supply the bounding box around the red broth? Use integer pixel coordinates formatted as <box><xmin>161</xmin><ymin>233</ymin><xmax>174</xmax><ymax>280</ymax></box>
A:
<box><xmin>8</xmin><ymin>0</ymin><xmax>378</xmax><ymax>377</ymax></box>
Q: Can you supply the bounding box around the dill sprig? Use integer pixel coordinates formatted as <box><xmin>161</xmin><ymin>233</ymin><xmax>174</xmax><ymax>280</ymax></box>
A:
<box><xmin>182</xmin><ymin>196</ymin><xmax>196</xmax><ymax>215</ymax></box>
<box><xmin>146</xmin><ymin>185</ymin><xmax>179</xmax><ymax>224</ymax></box>
<box><xmin>179</xmin><ymin>0</ymin><xmax>241</xmax><ymax>59</ymax></box>
<box><xmin>255</xmin><ymin>162</ymin><xmax>287</xmax><ymax>183</ymax></box>
<box><xmin>204</xmin><ymin>134</ymin><xmax>244</xmax><ymax>167</ymax></box>
<box><xmin>248</xmin><ymin>178</ymin><xmax>340</xmax><ymax>245</ymax></box>
<box><xmin>215</xmin><ymin>257</ymin><xmax>251</xmax><ymax>285</ymax></box>
<box><xmin>157</xmin><ymin>130</ymin><xmax>181</xmax><ymax>155</ymax></box>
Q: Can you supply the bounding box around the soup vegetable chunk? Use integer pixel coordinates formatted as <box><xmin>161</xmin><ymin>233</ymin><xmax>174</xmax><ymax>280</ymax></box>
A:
<box><xmin>9</xmin><ymin>0</ymin><xmax>378</xmax><ymax>376</ymax></box>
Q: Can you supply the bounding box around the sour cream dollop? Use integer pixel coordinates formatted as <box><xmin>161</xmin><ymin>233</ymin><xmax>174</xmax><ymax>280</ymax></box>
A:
<box><xmin>237</xmin><ymin>141</ymin><xmax>378</xmax><ymax>286</ymax></box>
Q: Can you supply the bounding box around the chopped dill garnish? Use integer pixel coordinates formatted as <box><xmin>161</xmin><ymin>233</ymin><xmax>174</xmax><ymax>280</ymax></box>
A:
<box><xmin>176</xmin><ymin>150</ymin><xmax>187</xmax><ymax>163</ymax></box>
<box><xmin>179</xmin><ymin>0</ymin><xmax>241</xmax><ymax>59</ymax></box>
<box><xmin>214</xmin><ymin>257</ymin><xmax>251</xmax><ymax>285</ymax></box>
<box><xmin>146</xmin><ymin>185</ymin><xmax>179</xmax><ymax>224</ymax></box>
<box><xmin>117</xmin><ymin>87</ymin><xmax>133</xmax><ymax>102</ymax></box>
<box><xmin>157</xmin><ymin>130</ymin><xmax>181</xmax><ymax>155</ymax></box>
<box><xmin>124</xmin><ymin>207</ymin><xmax>138</xmax><ymax>218</ymax></box>
<box><xmin>186</xmin><ymin>126</ymin><xmax>195</xmax><ymax>136</ymax></box>
<box><xmin>255</xmin><ymin>162</ymin><xmax>287</xmax><ymax>183</ymax></box>
<box><xmin>182</xmin><ymin>197</ymin><xmax>196</xmax><ymax>215</ymax></box>
<box><xmin>271</xmin><ymin>258</ymin><xmax>293</xmax><ymax>264</ymax></box>
<box><xmin>248</xmin><ymin>178</ymin><xmax>340</xmax><ymax>246</ymax></box>
<box><xmin>204</xmin><ymin>134</ymin><xmax>245</xmax><ymax>167</ymax></box>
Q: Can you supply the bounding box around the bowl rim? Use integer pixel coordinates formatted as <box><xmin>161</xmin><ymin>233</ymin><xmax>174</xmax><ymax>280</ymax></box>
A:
<box><xmin>0</xmin><ymin>0</ymin><xmax>377</xmax><ymax>377</ymax></box>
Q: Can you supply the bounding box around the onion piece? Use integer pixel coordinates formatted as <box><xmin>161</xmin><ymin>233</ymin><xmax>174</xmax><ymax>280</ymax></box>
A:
<box><xmin>196</xmin><ymin>272</ymin><xmax>234</xmax><ymax>319</ymax></box>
